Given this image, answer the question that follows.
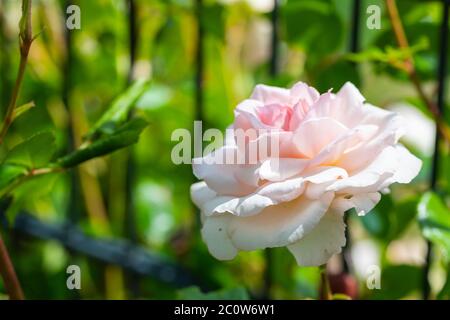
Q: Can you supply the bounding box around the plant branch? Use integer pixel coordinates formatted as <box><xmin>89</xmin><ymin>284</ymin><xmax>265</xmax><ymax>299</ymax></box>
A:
<box><xmin>0</xmin><ymin>231</ymin><xmax>24</xmax><ymax>300</ymax></box>
<box><xmin>319</xmin><ymin>265</ymin><xmax>332</xmax><ymax>300</ymax></box>
<box><xmin>0</xmin><ymin>166</ymin><xmax>63</xmax><ymax>200</ymax></box>
<box><xmin>0</xmin><ymin>0</ymin><xmax>34</xmax><ymax>145</ymax></box>
<box><xmin>385</xmin><ymin>0</ymin><xmax>450</xmax><ymax>144</ymax></box>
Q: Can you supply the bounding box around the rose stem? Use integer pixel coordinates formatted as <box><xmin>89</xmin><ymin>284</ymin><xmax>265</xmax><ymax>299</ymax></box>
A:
<box><xmin>385</xmin><ymin>0</ymin><xmax>450</xmax><ymax>144</ymax></box>
<box><xmin>386</xmin><ymin>0</ymin><xmax>450</xmax><ymax>300</ymax></box>
<box><xmin>0</xmin><ymin>231</ymin><xmax>25</xmax><ymax>300</ymax></box>
<box><xmin>319</xmin><ymin>265</ymin><xmax>332</xmax><ymax>300</ymax></box>
<box><xmin>0</xmin><ymin>0</ymin><xmax>34</xmax><ymax>145</ymax></box>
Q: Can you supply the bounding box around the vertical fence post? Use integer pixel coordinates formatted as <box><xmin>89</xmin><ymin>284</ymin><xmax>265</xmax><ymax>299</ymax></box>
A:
<box><xmin>124</xmin><ymin>0</ymin><xmax>140</xmax><ymax>298</ymax></box>
<box><xmin>195</xmin><ymin>0</ymin><xmax>204</xmax><ymax>124</ymax></box>
<box><xmin>341</xmin><ymin>0</ymin><xmax>361</xmax><ymax>275</ymax></box>
<box><xmin>192</xmin><ymin>0</ymin><xmax>205</xmax><ymax>230</ymax></box>
<box><xmin>424</xmin><ymin>0</ymin><xmax>449</xmax><ymax>300</ymax></box>
<box><xmin>63</xmin><ymin>0</ymin><xmax>82</xmax><ymax>226</ymax></box>
<box><xmin>262</xmin><ymin>0</ymin><xmax>280</xmax><ymax>300</ymax></box>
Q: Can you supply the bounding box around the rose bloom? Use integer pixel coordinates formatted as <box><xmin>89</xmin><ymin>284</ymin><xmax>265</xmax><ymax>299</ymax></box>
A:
<box><xmin>191</xmin><ymin>82</ymin><xmax>422</xmax><ymax>266</ymax></box>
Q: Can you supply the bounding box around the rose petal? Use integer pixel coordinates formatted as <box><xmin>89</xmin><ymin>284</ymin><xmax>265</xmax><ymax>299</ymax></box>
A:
<box><xmin>203</xmin><ymin>177</ymin><xmax>305</xmax><ymax>217</ymax></box>
<box><xmin>191</xmin><ymin>181</ymin><xmax>216</xmax><ymax>208</ymax></box>
<box><xmin>227</xmin><ymin>192</ymin><xmax>334</xmax><ymax>250</ymax></box>
<box><xmin>251</xmin><ymin>84</ymin><xmax>291</xmax><ymax>105</ymax></box>
<box><xmin>201</xmin><ymin>215</ymin><xmax>238</xmax><ymax>260</ymax></box>
<box><xmin>331</xmin><ymin>192</ymin><xmax>381</xmax><ymax>216</ymax></box>
<box><xmin>294</xmin><ymin>117</ymin><xmax>348</xmax><ymax>158</ymax></box>
<box><xmin>287</xmin><ymin>209</ymin><xmax>346</xmax><ymax>266</ymax></box>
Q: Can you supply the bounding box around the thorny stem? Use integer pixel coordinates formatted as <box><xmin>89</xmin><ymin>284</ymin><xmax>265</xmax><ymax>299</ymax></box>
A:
<box><xmin>385</xmin><ymin>0</ymin><xmax>450</xmax><ymax>144</ymax></box>
<box><xmin>0</xmin><ymin>231</ymin><xmax>24</xmax><ymax>300</ymax></box>
<box><xmin>0</xmin><ymin>0</ymin><xmax>34</xmax><ymax>145</ymax></box>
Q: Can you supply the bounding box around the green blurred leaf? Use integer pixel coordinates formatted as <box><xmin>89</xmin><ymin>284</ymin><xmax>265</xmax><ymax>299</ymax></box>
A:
<box><xmin>2</xmin><ymin>131</ymin><xmax>56</xmax><ymax>169</ymax></box>
<box><xmin>57</xmin><ymin>117</ymin><xmax>148</xmax><ymax>168</ymax></box>
<box><xmin>370</xmin><ymin>265</ymin><xmax>421</xmax><ymax>299</ymax></box>
<box><xmin>12</xmin><ymin>101</ymin><xmax>35</xmax><ymax>122</ymax></box>
<box><xmin>438</xmin><ymin>268</ymin><xmax>450</xmax><ymax>300</ymax></box>
<box><xmin>361</xmin><ymin>195</ymin><xmax>418</xmax><ymax>242</ymax></box>
<box><xmin>283</xmin><ymin>0</ymin><xmax>343</xmax><ymax>64</ymax></box>
<box><xmin>86</xmin><ymin>79</ymin><xmax>149</xmax><ymax>139</ymax></box>
<box><xmin>314</xmin><ymin>60</ymin><xmax>361</xmax><ymax>92</ymax></box>
<box><xmin>418</xmin><ymin>192</ymin><xmax>450</xmax><ymax>259</ymax></box>
<box><xmin>177</xmin><ymin>286</ymin><xmax>249</xmax><ymax>300</ymax></box>
<box><xmin>202</xmin><ymin>4</ymin><xmax>225</xmax><ymax>40</ymax></box>
<box><xmin>0</xmin><ymin>163</ymin><xmax>27</xmax><ymax>190</ymax></box>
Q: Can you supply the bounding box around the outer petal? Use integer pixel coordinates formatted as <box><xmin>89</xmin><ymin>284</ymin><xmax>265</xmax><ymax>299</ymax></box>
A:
<box><xmin>327</xmin><ymin>144</ymin><xmax>421</xmax><ymax>195</ymax></box>
<box><xmin>193</xmin><ymin>145</ymin><xmax>259</xmax><ymax>196</ymax></box>
<box><xmin>202</xmin><ymin>177</ymin><xmax>305</xmax><ymax>217</ymax></box>
<box><xmin>290</xmin><ymin>82</ymin><xmax>320</xmax><ymax>106</ymax></box>
<box><xmin>201</xmin><ymin>215</ymin><xmax>238</xmax><ymax>260</ymax></box>
<box><xmin>251</xmin><ymin>84</ymin><xmax>291</xmax><ymax>105</ymax></box>
<box><xmin>331</xmin><ymin>192</ymin><xmax>381</xmax><ymax>216</ymax></box>
<box><xmin>227</xmin><ymin>192</ymin><xmax>334</xmax><ymax>251</ymax></box>
<box><xmin>202</xmin><ymin>167</ymin><xmax>345</xmax><ymax>218</ymax></box>
<box><xmin>191</xmin><ymin>181</ymin><xmax>216</xmax><ymax>208</ymax></box>
<box><xmin>287</xmin><ymin>210</ymin><xmax>346</xmax><ymax>266</ymax></box>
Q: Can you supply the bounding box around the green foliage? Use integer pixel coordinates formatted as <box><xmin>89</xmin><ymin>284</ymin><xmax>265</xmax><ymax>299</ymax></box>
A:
<box><xmin>283</xmin><ymin>0</ymin><xmax>344</xmax><ymax>64</ymax></box>
<box><xmin>57</xmin><ymin>117</ymin><xmax>148</xmax><ymax>168</ymax></box>
<box><xmin>361</xmin><ymin>195</ymin><xmax>418</xmax><ymax>242</ymax></box>
<box><xmin>418</xmin><ymin>192</ymin><xmax>450</xmax><ymax>260</ymax></box>
<box><xmin>2</xmin><ymin>131</ymin><xmax>56</xmax><ymax>168</ymax></box>
<box><xmin>370</xmin><ymin>265</ymin><xmax>422</xmax><ymax>300</ymax></box>
<box><xmin>86</xmin><ymin>80</ymin><xmax>149</xmax><ymax>140</ymax></box>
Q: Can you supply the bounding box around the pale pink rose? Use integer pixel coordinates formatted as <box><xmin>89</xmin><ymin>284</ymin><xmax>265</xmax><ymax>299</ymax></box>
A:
<box><xmin>191</xmin><ymin>82</ymin><xmax>422</xmax><ymax>266</ymax></box>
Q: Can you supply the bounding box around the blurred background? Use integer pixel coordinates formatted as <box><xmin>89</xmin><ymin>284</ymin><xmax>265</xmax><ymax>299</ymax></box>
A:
<box><xmin>0</xmin><ymin>0</ymin><xmax>449</xmax><ymax>300</ymax></box>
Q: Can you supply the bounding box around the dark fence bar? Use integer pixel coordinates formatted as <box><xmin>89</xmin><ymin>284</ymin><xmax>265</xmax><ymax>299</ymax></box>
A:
<box><xmin>125</xmin><ymin>0</ymin><xmax>140</xmax><ymax>298</ymax></box>
<box><xmin>12</xmin><ymin>213</ymin><xmax>201</xmax><ymax>289</ymax></box>
<box><xmin>424</xmin><ymin>0</ymin><xmax>449</xmax><ymax>300</ymax></box>
<box><xmin>263</xmin><ymin>0</ymin><xmax>281</xmax><ymax>299</ymax></box>
<box><xmin>342</xmin><ymin>0</ymin><xmax>362</xmax><ymax>275</ymax></box>
<box><xmin>195</xmin><ymin>0</ymin><xmax>205</xmax><ymax>125</ymax></box>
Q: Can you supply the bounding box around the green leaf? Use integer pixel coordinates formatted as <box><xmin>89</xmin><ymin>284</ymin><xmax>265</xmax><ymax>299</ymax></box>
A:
<box><xmin>361</xmin><ymin>195</ymin><xmax>418</xmax><ymax>242</ymax></box>
<box><xmin>177</xmin><ymin>286</ymin><xmax>249</xmax><ymax>300</ymax></box>
<box><xmin>56</xmin><ymin>117</ymin><xmax>148</xmax><ymax>168</ymax></box>
<box><xmin>418</xmin><ymin>192</ymin><xmax>450</xmax><ymax>259</ymax></box>
<box><xmin>437</xmin><ymin>268</ymin><xmax>450</xmax><ymax>300</ymax></box>
<box><xmin>86</xmin><ymin>79</ymin><xmax>149</xmax><ymax>139</ymax></box>
<box><xmin>202</xmin><ymin>4</ymin><xmax>225</xmax><ymax>40</ymax></box>
<box><xmin>370</xmin><ymin>265</ymin><xmax>421</xmax><ymax>300</ymax></box>
<box><xmin>283</xmin><ymin>0</ymin><xmax>343</xmax><ymax>65</ymax></box>
<box><xmin>0</xmin><ymin>163</ymin><xmax>27</xmax><ymax>190</ymax></box>
<box><xmin>314</xmin><ymin>60</ymin><xmax>361</xmax><ymax>93</ymax></box>
<box><xmin>2</xmin><ymin>131</ymin><xmax>56</xmax><ymax>169</ymax></box>
<box><xmin>12</xmin><ymin>101</ymin><xmax>35</xmax><ymax>122</ymax></box>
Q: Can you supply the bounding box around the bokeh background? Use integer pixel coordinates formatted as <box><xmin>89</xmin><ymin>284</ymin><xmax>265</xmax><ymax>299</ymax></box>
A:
<box><xmin>0</xmin><ymin>0</ymin><xmax>450</xmax><ymax>300</ymax></box>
